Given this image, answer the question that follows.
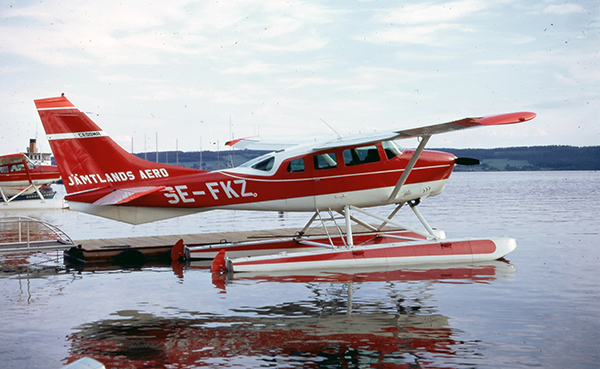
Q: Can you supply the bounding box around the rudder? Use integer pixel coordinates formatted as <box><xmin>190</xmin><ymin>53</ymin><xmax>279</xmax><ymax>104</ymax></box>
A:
<box><xmin>35</xmin><ymin>95</ymin><xmax>199</xmax><ymax>195</ymax></box>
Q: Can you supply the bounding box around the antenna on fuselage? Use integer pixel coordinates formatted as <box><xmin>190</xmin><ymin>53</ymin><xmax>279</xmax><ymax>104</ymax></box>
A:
<box><xmin>320</xmin><ymin>118</ymin><xmax>342</xmax><ymax>140</ymax></box>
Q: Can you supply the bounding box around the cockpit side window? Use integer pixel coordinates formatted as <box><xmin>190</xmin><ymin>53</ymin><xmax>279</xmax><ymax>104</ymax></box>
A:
<box><xmin>286</xmin><ymin>158</ymin><xmax>305</xmax><ymax>173</ymax></box>
<box><xmin>343</xmin><ymin>145</ymin><xmax>380</xmax><ymax>166</ymax></box>
<box><xmin>251</xmin><ymin>156</ymin><xmax>275</xmax><ymax>171</ymax></box>
<box><xmin>10</xmin><ymin>164</ymin><xmax>25</xmax><ymax>172</ymax></box>
<box><xmin>313</xmin><ymin>153</ymin><xmax>337</xmax><ymax>170</ymax></box>
<box><xmin>382</xmin><ymin>140</ymin><xmax>402</xmax><ymax>159</ymax></box>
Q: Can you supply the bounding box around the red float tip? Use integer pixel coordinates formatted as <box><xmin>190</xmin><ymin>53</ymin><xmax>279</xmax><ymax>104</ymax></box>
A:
<box><xmin>211</xmin><ymin>249</ymin><xmax>228</xmax><ymax>273</ymax></box>
<box><xmin>171</xmin><ymin>239</ymin><xmax>185</xmax><ymax>261</ymax></box>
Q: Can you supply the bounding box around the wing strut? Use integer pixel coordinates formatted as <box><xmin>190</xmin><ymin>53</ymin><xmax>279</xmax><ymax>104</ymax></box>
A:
<box><xmin>385</xmin><ymin>135</ymin><xmax>431</xmax><ymax>202</ymax></box>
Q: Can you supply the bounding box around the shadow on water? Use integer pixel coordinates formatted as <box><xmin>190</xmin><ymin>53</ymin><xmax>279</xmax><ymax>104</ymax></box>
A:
<box><xmin>63</xmin><ymin>261</ymin><xmax>514</xmax><ymax>368</ymax></box>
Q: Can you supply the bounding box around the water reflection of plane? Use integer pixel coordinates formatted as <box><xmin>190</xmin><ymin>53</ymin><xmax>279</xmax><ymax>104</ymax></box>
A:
<box><xmin>66</xmin><ymin>310</ymin><xmax>451</xmax><ymax>368</ymax></box>
<box><xmin>205</xmin><ymin>259</ymin><xmax>516</xmax><ymax>290</ymax></box>
<box><xmin>65</xmin><ymin>261</ymin><xmax>514</xmax><ymax>368</ymax></box>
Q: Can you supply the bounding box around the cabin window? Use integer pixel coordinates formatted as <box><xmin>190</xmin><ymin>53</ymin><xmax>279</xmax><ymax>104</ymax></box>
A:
<box><xmin>287</xmin><ymin>158</ymin><xmax>305</xmax><ymax>173</ymax></box>
<box><xmin>343</xmin><ymin>145</ymin><xmax>380</xmax><ymax>166</ymax></box>
<box><xmin>382</xmin><ymin>140</ymin><xmax>402</xmax><ymax>159</ymax></box>
<box><xmin>251</xmin><ymin>156</ymin><xmax>275</xmax><ymax>171</ymax></box>
<box><xmin>10</xmin><ymin>164</ymin><xmax>25</xmax><ymax>172</ymax></box>
<box><xmin>313</xmin><ymin>153</ymin><xmax>337</xmax><ymax>170</ymax></box>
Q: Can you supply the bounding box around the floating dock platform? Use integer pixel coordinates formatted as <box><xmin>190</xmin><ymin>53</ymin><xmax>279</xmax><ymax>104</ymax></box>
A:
<box><xmin>0</xmin><ymin>215</ymin><xmax>396</xmax><ymax>266</ymax></box>
<box><xmin>66</xmin><ymin>229</ymin><xmax>295</xmax><ymax>264</ymax></box>
<box><xmin>66</xmin><ymin>224</ymin><xmax>385</xmax><ymax>265</ymax></box>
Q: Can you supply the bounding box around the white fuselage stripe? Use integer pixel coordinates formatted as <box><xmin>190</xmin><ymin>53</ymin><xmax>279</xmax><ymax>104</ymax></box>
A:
<box><xmin>37</xmin><ymin>107</ymin><xmax>77</xmax><ymax>111</ymax></box>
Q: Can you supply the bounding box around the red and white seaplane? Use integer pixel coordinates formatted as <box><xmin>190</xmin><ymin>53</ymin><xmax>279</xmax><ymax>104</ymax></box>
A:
<box><xmin>0</xmin><ymin>152</ymin><xmax>61</xmax><ymax>203</ymax></box>
<box><xmin>35</xmin><ymin>95</ymin><xmax>535</xmax><ymax>272</ymax></box>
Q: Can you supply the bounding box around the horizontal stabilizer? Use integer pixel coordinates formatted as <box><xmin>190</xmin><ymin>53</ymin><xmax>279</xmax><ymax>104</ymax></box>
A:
<box><xmin>92</xmin><ymin>186</ymin><xmax>166</xmax><ymax>206</ymax></box>
<box><xmin>226</xmin><ymin>136</ymin><xmax>296</xmax><ymax>151</ymax></box>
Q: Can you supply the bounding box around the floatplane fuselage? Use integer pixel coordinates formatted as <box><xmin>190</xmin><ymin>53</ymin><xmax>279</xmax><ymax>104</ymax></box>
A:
<box><xmin>35</xmin><ymin>95</ymin><xmax>535</xmax><ymax>272</ymax></box>
<box><xmin>0</xmin><ymin>153</ymin><xmax>61</xmax><ymax>203</ymax></box>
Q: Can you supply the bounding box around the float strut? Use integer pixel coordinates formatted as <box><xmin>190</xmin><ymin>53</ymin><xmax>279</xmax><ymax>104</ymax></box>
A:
<box><xmin>408</xmin><ymin>200</ymin><xmax>437</xmax><ymax>239</ymax></box>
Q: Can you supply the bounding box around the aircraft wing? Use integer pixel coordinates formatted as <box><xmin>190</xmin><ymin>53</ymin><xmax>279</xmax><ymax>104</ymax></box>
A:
<box><xmin>92</xmin><ymin>186</ymin><xmax>166</xmax><ymax>206</ymax></box>
<box><xmin>313</xmin><ymin>112</ymin><xmax>536</xmax><ymax>150</ymax></box>
<box><xmin>0</xmin><ymin>153</ymin><xmax>27</xmax><ymax>166</ymax></box>
<box><xmin>392</xmin><ymin>111</ymin><xmax>536</xmax><ymax>138</ymax></box>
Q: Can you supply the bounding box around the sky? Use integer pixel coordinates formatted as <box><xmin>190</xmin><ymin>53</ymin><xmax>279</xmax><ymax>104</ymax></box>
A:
<box><xmin>0</xmin><ymin>0</ymin><xmax>598</xmax><ymax>155</ymax></box>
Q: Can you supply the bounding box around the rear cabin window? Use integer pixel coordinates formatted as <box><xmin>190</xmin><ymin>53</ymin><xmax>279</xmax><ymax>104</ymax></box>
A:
<box><xmin>313</xmin><ymin>153</ymin><xmax>337</xmax><ymax>170</ymax></box>
<box><xmin>343</xmin><ymin>145</ymin><xmax>380</xmax><ymax>166</ymax></box>
<box><xmin>286</xmin><ymin>158</ymin><xmax>305</xmax><ymax>173</ymax></box>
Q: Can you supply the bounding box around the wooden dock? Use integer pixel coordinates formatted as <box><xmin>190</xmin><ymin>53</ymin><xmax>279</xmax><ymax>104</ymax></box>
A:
<box><xmin>67</xmin><ymin>224</ymin><xmax>384</xmax><ymax>265</ymax></box>
<box><xmin>68</xmin><ymin>227</ymin><xmax>317</xmax><ymax>264</ymax></box>
<box><xmin>1</xmin><ymin>215</ymin><xmax>392</xmax><ymax>265</ymax></box>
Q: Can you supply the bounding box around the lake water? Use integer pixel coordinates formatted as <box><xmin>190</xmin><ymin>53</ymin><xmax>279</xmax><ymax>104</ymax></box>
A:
<box><xmin>1</xmin><ymin>171</ymin><xmax>598</xmax><ymax>368</ymax></box>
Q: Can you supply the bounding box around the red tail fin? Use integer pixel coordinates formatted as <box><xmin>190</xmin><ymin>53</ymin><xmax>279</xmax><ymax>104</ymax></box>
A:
<box><xmin>35</xmin><ymin>95</ymin><xmax>201</xmax><ymax>195</ymax></box>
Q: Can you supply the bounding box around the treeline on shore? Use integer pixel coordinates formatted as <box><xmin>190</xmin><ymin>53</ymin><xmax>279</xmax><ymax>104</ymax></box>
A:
<box><xmin>437</xmin><ymin>146</ymin><xmax>600</xmax><ymax>171</ymax></box>
<box><xmin>134</xmin><ymin>145</ymin><xmax>599</xmax><ymax>171</ymax></box>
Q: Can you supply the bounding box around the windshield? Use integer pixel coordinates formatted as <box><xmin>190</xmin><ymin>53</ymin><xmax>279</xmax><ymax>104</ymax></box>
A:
<box><xmin>382</xmin><ymin>140</ymin><xmax>402</xmax><ymax>159</ymax></box>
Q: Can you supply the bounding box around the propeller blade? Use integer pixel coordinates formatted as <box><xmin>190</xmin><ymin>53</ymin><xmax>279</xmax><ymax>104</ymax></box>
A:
<box><xmin>455</xmin><ymin>157</ymin><xmax>480</xmax><ymax>165</ymax></box>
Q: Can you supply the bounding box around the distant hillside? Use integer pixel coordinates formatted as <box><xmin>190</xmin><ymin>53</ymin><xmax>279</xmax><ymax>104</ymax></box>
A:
<box><xmin>437</xmin><ymin>146</ymin><xmax>600</xmax><ymax>171</ymax></box>
<box><xmin>134</xmin><ymin>146</ymin><xmax>599</xmax><ymax>171</ymax></box>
